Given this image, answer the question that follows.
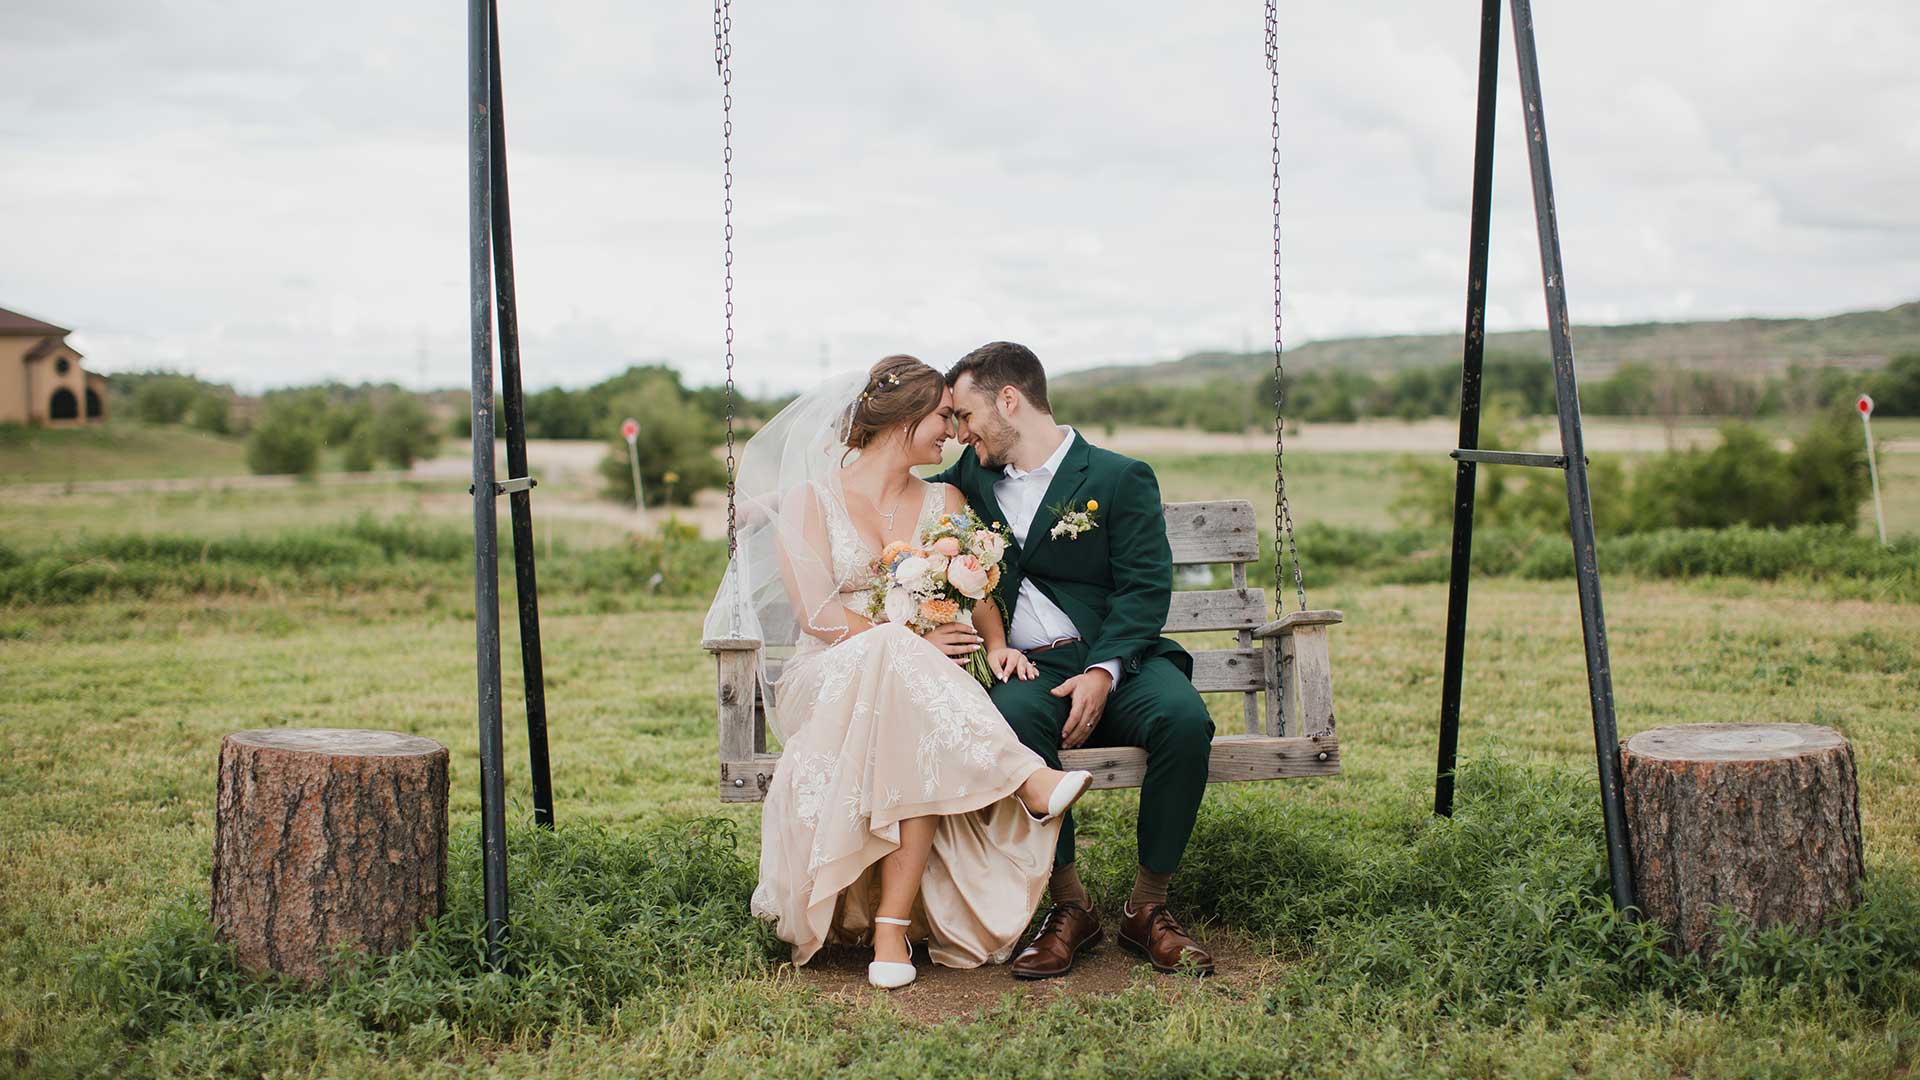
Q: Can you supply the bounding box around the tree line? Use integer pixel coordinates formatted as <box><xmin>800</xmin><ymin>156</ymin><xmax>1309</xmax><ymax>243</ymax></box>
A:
<box><xmin>1053</xmin><ymin>351</ymin><xmax>1920</xmax><ymax>432</ymax></box>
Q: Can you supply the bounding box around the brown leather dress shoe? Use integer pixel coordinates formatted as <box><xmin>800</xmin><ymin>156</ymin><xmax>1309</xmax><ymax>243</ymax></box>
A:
<box><xmin>1010</xmin><ymin>904</ymin><xmax>1103</xmax><ymax>980</ymax></box>
<box><xmin>1117</xmin><ymin>902</ymin><xmax>1215</xmax><ymax>976</ymax></box>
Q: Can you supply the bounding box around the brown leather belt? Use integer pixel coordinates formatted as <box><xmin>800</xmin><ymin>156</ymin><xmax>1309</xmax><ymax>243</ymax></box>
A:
<box><xmin>1024</xmin><ymin>636</ymin><xmax>1083</xmax><ymax>657</ymax></box>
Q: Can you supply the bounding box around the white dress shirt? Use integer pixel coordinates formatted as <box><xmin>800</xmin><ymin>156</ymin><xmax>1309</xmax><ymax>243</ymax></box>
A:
<box><xmin>995</xmin><ymin>427</ymin><xmax>1122</xmax><ymax>686</ymax></box>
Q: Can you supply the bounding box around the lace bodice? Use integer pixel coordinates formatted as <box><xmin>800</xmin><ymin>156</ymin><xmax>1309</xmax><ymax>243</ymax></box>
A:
<box><xmin>822</xmin><ymin>481</ymin><xmax>945</xmax><ymax>592</ymax></box>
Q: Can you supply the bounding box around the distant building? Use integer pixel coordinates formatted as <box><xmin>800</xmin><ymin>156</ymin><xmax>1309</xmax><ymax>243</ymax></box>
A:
<box><xmin>0</xmin><ymin>306</ymin><xmax>107</xmax><ymax>426</ymax></box>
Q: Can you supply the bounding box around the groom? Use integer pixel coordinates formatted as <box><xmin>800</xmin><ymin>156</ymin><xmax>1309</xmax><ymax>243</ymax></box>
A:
<box><xmin>933</xmin><ymin>341</ymin><xmax>1216</xmax><ymax>978</ymax></box>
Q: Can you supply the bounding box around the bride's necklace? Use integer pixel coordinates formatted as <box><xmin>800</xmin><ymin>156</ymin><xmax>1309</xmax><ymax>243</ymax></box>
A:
<box><xmin>857</xmin><ymin>479</ymin><xmax>911</xmax><ymax>539</ymax></box>
<box><xmin>876</xmin><ymin>486</ymin><xmax>908</xmax><ymax>535</ymax></box>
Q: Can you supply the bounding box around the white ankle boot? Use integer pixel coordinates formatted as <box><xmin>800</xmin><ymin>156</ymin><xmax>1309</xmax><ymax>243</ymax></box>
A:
<box><xmin>867</xmin><ymin>916</ymin><xmax>917</xmax><ymax>989</ymax></box>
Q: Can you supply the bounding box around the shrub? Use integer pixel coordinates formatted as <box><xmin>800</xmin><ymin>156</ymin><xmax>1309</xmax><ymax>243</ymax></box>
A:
<box><xmin>131</xmin><ymin>375</ymin><xmax>203</xmax><ymax>424</ymax></box>
<box><xmin>1788</xmin><ymin>409</ymin><xmax>1870</xmax><ymax>526</ymax></box>
<box><xmin>186</xmin><ymin>391</ymin><xmax>232</xmax><ymax>435</ymax></box>
<box><xmin>342</xmin><ymin>425</ymin><xmax>378</xmax><ymax>472</ymax></box>
<box><xmin>0</xmin><ymin>515</ymin><xmax>728</xmax><ymax>605</ymax></box>
<box><xmin>597</xmin><ymin>385</ymin><xmax>727</xmax><ymax>506</ymax></box>
<box><xmin>245</xmin><ymin>396</ymin><xmax>324</xmax><ymax>476</ymax></box>
<box><xmin>1629</xmin><ymin>423</ymin><xmax>1794</xmax><ymax>529</ymax></box>
<box><xmin>1869</xmin><ymin>351</ymin><xmax>1920</xmax><ymax>415</ymax></box>
<box><xmin>370</xmin><ymin>396</ymin><xmax>439</xmax><ymax>470</ymax></box>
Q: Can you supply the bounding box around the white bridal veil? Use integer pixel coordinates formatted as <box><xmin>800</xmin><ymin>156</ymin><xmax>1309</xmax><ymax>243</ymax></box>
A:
<box><xmin>702</xmin><ymin>370</ymin><xmax>873</xmax><ymax>696</ymax></box>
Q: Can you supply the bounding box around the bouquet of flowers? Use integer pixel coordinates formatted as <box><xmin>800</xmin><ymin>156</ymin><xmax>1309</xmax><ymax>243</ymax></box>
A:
<box><xmin>864</xmin><ymin>509</ymin><xmax>1013</xmax><ymax>688</ymax></box>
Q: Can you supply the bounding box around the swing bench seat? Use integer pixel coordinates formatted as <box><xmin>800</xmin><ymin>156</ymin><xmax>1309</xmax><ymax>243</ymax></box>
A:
<box><xmin>704</xmin><ymin>500</ymin><xmax>1342</xmax><ymax>803</ymax></box>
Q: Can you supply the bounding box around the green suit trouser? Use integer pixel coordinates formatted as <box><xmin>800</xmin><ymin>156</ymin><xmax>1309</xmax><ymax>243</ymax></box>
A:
<box><xmin>988</xmin><ymin>641</ymin><xmax>1214</xmax><ymax>874</ymax></box>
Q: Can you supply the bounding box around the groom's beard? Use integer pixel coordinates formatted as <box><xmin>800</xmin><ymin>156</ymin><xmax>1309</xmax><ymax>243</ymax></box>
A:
<box><xmin>973</xmin><ymin>422</ymin><xmax>1018</xmax><ymax>469</ymax></box>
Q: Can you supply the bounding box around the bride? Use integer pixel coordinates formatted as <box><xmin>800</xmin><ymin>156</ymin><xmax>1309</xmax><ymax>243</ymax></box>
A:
<box><xmin>705</xmin><ymin>354</ymin><xmax>1093</xmax><ymax>989</ymax></box>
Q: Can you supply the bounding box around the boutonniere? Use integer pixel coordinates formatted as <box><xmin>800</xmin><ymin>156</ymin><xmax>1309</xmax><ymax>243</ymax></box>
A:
<box><xmin>1047</xmin><ymin>499</ymin><xmax>1100</xmax><ymax>541</ymax></box>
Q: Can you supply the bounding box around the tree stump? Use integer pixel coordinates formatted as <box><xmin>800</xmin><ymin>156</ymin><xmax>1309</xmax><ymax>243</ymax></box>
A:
<box><xmin>1621</xmin><ymin>723</ymin><xmax>1863</xmax><ymax>954</ymax></box>
<box><xmin>212</xmin><ymin>728</ymin><xmax>449</xmax><ymax>983</ymax></box>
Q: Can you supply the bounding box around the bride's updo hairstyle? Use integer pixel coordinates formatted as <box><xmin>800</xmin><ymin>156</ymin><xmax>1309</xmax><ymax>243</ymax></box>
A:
<box><xmin>838</xmin><ymin>354</ymin><xmax>944</xmax><ymax>460</ymax></box>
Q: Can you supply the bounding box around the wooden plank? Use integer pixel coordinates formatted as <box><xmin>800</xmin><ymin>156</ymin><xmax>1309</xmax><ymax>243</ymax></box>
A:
<box><xmin>1263</xmin><ymin>636</ymin><xmax>1287</xmax><ymax>737</ymax></box>
<box><xmin>1064</xmin><ymin>734</ymin><xmax>1340</xmax><ymax>788</ymax></box>
<box><xmin>702</xmin><ymin>637</ymin><xmax>762</xmax><ymax>652</ymax></box>
<box><xmin>1292</xmin><ymin>627</ymin><xmax>1336</xmax><ymax>737</ymax></box>
<box><xmin>1164</xmin><ymin>500</ymin><xmax>1259</xmax><ymax>565</ymax></box>
<box><xmin>1235</xmin><ymin>565</ymin><xmax>1258</xmax><ymax>735</ymax></box>
<box><xmin>1188</xmin><ymin>648</ymin><xmax>1264</xmax><ymax>693</ymax></box>
<box><xmin>1164</xmin><ymin>588</ymin><xmax>1265</xmax><ymax>633</ymax></box>
<box><xmin>1252</xmin><ymin>609</ymin><xmax>1344</xmax><ymax>639</ymax></box>
<box><xmin>715</xmin><ymin>649</ymin><xmax>760</xmax><ymax>763</ymax></box>
<box><xmin>1283</xmin><ymin>632</ymin><xmax>1302</xmax><ymax>736</ymax></box>
<box><xmin>719</xmin><ymin>754</ymin><xmax>781</xmax><ymax>802</ymax></box>
<box><xmin>723</xmin><ymin>735</ymin><xmax>1341</xmax><ymax>801</ymax></box>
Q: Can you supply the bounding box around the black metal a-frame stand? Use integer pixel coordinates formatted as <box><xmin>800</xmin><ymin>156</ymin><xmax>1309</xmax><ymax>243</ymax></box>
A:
<box><xmin>465</xmin><ymin>0</ymin><xmax>557</xmax><ymax>966</ymax></box>
<box><xmin>1431</xmin><ymin>0</ymin><xmax>1636</xmax><ymax>915</ymax></box>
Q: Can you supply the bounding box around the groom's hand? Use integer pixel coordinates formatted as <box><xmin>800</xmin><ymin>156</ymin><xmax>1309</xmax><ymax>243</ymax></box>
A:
<box><xmin>1052</xmin><ymin>668</ymin><xmax>1113</xmax><ymax>749</ymax></box>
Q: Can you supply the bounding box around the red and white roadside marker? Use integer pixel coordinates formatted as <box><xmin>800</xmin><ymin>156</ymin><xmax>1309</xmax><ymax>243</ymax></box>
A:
<box><xmin>621</xmin><ymin>417</ymin><xmax>648</xmax><ymax>522</ymax></box>
<box><xmin>1857</xmin><ymin>394</ymin><xmax>1885</xmax><ymax>545</ymax></box>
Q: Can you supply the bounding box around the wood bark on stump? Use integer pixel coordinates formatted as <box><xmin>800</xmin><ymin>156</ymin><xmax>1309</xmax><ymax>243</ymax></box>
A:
<box><xmin>212</xmin><ymin>728</ymin><xmax>449</xmax><ymax>983</ymax></box>
<box><xmin>1621</xmin><ymin>723</ymin><xmax>1862</xmax><ymax>955</ymax></box>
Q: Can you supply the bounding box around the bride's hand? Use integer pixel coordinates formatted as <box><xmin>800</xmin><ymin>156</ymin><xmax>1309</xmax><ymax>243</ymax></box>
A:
<box><xmin>924</xmin><ymin>622</ymin><xmax>983</xmax><ymax>663</ymax></box>
<box><xmin>987</xmin><ymin>646</ymin><xmax>1037</xmax><ymax>683</ymax></box>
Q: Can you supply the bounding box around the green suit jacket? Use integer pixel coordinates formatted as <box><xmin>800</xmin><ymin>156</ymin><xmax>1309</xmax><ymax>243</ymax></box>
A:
<box><xmin>932</xmin><ymin>433</ymin><xmax>1192</xmax><ymax>680</ymax></box>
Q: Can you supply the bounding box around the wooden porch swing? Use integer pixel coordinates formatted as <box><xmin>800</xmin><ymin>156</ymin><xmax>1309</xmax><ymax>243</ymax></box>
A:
<box><xmin>702</xmin><ymin>0</ymin><xmax>1343</xmax><ymax>802</ymax></box>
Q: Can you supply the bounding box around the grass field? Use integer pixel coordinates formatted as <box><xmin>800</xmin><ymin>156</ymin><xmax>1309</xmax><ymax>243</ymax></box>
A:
<box><xmin>2</xmin><ymin>426</ymin><xmax>1918</xmax><ymax>1077</ymax></box>
<box><xmin>0</xmin><ymin>424</ymin><xmax>252</xmax><ymax>483</ymax></box>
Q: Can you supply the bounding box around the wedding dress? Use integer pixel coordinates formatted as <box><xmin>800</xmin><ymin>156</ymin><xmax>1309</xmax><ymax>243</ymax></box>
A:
<box><xmin>746</xmin><ymin>478</ymin><xmax>1061</xmax><ymax>967</ymax></box>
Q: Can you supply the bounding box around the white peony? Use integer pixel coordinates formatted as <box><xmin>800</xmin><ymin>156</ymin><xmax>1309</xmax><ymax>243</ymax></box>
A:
<box><xmin>883</xmin><ymin>586</ymin><xmax>916</xmax><ymax>624</ymax></box>
<box><xmin>924</xmin><ymin>552</ymin><xmax>949</xmax><ymax>577</ymax></box>
<box><xmin>970</xmin><ymin>530</ymin><xmax>1007</xmax><ymax>565</ymax></box>
<box><xmin>893</xmin><ymin>556</ymin><xmax>931</xmax><ymax>586</ymax></box>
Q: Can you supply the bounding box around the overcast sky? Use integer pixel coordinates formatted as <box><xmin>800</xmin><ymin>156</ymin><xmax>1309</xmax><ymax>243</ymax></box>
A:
<box><xmin>3</xmin><ymin>1</ymin><xmax>1916</xmax><ymax>396</ymax></box>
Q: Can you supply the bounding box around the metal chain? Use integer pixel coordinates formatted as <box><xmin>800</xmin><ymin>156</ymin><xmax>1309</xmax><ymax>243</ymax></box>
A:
<box><xmin>1266</xmin><ymin>0</ymin><xmax>1307</xmax><ymax>615</ymax></box>
<box><xmin>716</xmin><ymin>0</ymin><xmax>738</xmax><ymax>559</ymax></box>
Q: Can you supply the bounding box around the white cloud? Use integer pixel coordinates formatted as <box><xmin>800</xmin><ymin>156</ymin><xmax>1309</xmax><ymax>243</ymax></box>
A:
<box><xmin>0</xmin><ymin>0</ymin><xmax>1914</xmax><ymax>395</ymax></box>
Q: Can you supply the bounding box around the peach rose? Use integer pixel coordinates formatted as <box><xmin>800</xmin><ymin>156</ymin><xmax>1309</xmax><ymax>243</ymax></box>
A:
<box><xmin>947</xmin><ymin>554</ymin><xmax>990</xmax><ymax>600</ymax></box>
<box><xmin>932</xmin><ymin>536</ymin><xmax>963</xmax><ymax>558</ymax></box>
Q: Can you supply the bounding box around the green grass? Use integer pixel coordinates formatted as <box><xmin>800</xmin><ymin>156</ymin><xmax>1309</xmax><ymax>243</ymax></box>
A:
<box><xmin>5</xmin><ymin>565</ymin><xmax>1919</xmax><ymax>1075</ymax></box>
<box><xmin>0</xmin><ymin>423</ymin><xmax>251</xmax><ymax>483</ymax></box>
<box><xmin>2</xmin><ymin>447</ymin><xmax>1918</xmax><ymax>1077</ymax></box>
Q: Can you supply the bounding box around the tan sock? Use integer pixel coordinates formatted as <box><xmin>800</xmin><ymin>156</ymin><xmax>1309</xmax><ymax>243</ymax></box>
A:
<box><xmin>1049</xmin><ymin>863</ymin><xmax>1092</xmax><ymax>911</ymax></box>
<box><xmin>1127</xmin><ymin>867</ymin><xmax>1171</xmax><ymax>912</ymax></box>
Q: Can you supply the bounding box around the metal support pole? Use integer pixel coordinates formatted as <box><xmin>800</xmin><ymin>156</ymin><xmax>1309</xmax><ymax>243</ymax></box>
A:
<box><xmin>487</xmin><ymin>0</ymin><xmax>554</xmax><ymax>830</ymax></box>
<box><xmin>1435</xmin><ymin>0</ymin><xmax>1502</xmax><ymax>819</ymax></box>
<box><xmin>466</xmin><ymin>0</ymin><xmax>510</xmax><ymax>964</ymax></box>
<box><xmin>1509</xmin><ymin>0</ymin><xmax>1635</xmax><ymax>914</ymax></box>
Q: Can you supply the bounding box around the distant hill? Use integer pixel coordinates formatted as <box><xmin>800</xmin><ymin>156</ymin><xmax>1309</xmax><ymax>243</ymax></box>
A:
<box><xmin>1054</xmin><ymin>300</ymin><xmax>1920</xmax><ymax>391</ymax></box>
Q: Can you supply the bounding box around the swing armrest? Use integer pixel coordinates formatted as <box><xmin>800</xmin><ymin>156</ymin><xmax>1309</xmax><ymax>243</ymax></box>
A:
<box><xmin>1251</xmin><ymin>609</ymin><xmax>1344</xmax><ymax>640</ymax></box>
<box><xmin>702</xmin><ymin>637</ymin><xmax>763</xmax><ymax>653</ymax></box>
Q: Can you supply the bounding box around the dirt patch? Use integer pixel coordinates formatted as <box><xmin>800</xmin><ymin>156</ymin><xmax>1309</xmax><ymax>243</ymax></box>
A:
<box><xmin>781</xmin><ymin>924</ymin><xmax>1283</xmax><ymax>1024</ymax></box>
